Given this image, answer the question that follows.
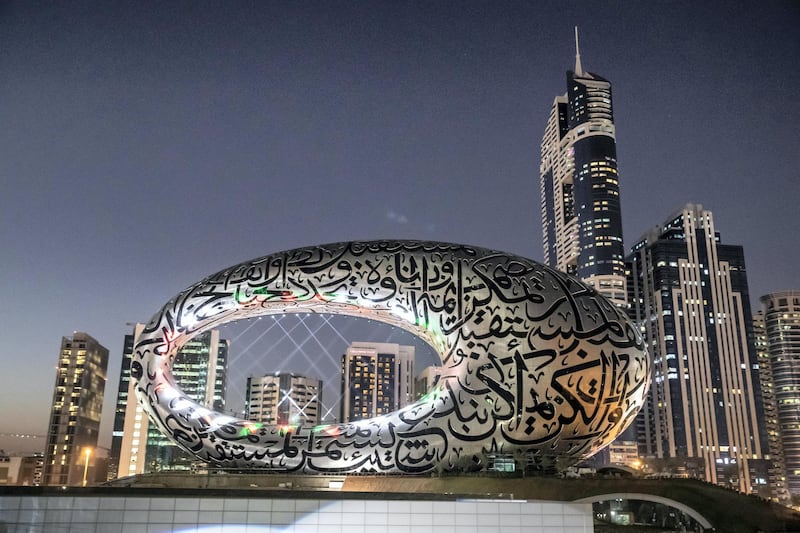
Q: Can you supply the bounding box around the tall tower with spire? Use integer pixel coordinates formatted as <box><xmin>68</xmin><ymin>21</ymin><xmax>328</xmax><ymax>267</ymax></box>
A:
<box><xmin>539</xmin><ymin>28</ymin><xmax>626</xmax><ymax>305</ymax></box>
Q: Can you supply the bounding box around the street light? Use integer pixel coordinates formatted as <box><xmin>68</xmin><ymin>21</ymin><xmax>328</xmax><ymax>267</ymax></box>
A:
<box><xmin>82</xmin><ymin>447</ymin><xmax>92</xmax><ymax>487</ymax></box>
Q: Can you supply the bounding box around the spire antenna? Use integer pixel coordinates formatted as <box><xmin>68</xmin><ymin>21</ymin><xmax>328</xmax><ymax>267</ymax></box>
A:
<box><xmin>574</xmin><ymin>26</ymin><xmax>584</xmax><ymax>76</ymax></box>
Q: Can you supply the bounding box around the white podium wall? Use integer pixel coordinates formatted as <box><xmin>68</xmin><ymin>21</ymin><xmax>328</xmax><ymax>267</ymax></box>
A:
<box><xmin>0</xmin><ymin>494</ymin><xmax>593</xmax><ymax>533</ymax></box>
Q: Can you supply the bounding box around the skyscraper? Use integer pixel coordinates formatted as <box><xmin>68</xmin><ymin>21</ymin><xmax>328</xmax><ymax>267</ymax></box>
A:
<box><xmin>340</xmin><ymin>342</ymin><xmax>414</xmax><ymax>423</ymax></box>
<box><xmin>245</xmin><ymin>373</ymin><xmax>322</xmax><ymax>427</ymax></box>
<box><xmin>753</xmin><ymin>308</ymin><xmax>790</xmax><ymax>501</ymax></box>
<box><xmin>627</xmin><ymin>204</ymin><xmax>767</xmax><ymax>492</ymax></box>
<box><xmin>108</xmin><ymin>323</ymin><xmax>144</xmax><ymax>480</ymax></box>
<box><xmin>115</xmin><ymin>328</ymin><xmax>228</xmax><ymax>476</ymax></box>
<box><xmin>539</xmin><ymin>28</ymin><xmax>626</xmax><ymax>305</ymax></box>
<box><xmin>43</xmin><ymin>332</ymin><xmax>109</xmax><ymax>486</ymax></box>
<box><xmin>758</xmin><ymin>291</ymin><xmax>800</xmax><ymax>497</ymax></box>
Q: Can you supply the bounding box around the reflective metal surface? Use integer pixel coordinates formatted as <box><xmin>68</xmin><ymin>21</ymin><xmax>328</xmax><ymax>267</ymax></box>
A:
<box><xmin>133</xmin><ymin>240</ymin><xmax>649</xmax><ymax>473</ymax></box>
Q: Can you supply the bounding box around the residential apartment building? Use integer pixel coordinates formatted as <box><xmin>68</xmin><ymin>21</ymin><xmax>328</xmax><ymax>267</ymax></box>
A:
<box><xmin>340</xmin><ymin>342</ymin><xmax>414</xmax><ymax>422</ymax></box>
<box><xmin>245</xmin><ymin>373</ymin><xmax>322</xmax><ymax>427</ymax></box>
<box><xmin>43</xmin><ymin>332</ymin><xmax>108</xmax><ymax>486</ymax></box>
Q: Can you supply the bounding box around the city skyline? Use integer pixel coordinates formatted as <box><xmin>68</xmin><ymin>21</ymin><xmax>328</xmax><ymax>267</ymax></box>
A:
<box><xmin>1</xmin><ymin>2</ymin><xmax>797</xmax><ymax>448</ymax></box>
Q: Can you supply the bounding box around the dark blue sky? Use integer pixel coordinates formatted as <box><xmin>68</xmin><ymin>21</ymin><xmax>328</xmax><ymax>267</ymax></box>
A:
<box><xmin>1</xmin><ymin>1</ymin><xmax>797</xmax><ymax>449</ymax></box>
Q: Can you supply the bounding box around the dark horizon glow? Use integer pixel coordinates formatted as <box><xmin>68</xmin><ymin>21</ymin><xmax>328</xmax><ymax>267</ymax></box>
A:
<box><xmin>0</xmin><ymin>1</ymin><xmax>797</xmax><ymax>448</ymax></box>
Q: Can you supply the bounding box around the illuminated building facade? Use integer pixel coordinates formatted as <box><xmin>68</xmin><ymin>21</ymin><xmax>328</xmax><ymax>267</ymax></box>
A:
<box><xmin>627</xmin><ymin>204</ymin><xmax>767</xmax><ymax>492</ymax></box>
<box><xmin>245</xmin><ymin>373</ymin><xmax>322</xmax><ymax>427</ymax></box>
<box><xmin>753</xmin><ymin>309</ymin><xmax>790</xmax><ymax>500</ymax></box>
<box><xmin>607</xmin><ymin>440</ymin><xmax>641</xmax><ymax>468</ymax></box>
<box><xmin>340</xmin><ymin>342</ymin><xmax>414</xmax><ymax>422</ymax></box>
<box><xmin>758</xmin><ymin>291</ymin><xmax>800</xmax><ymax>496</ymax></box>
<box><xmin>43</xmin><ymin>332</ymin><xmax>109</xmax><ymax>486</ymax></box>
<box><xmin>116</xmin><ymin>328</ymin><xmax>228</xmax><ymax>476</ymax></box>
<box><xmin>539</xmin><ymin>29</ymin><xmax>626</xmax><ymax>305</ymax></box>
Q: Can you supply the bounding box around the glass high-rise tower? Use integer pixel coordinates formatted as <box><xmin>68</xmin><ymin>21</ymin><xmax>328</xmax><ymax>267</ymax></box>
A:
<box><xmin>340</xmin><ymin>342</ymin><xmax>414</xmax><ymax>423</ymax></box>
<box><xmin>108</xmin><ymin>323</ymin><xmax>144</xmax><ymax>480</ymax></box>
<box><xmin>540</xmin><ymin>29</ymin><xmax>625</xmax><ymax>305</ymax></box>
<box><xmin>626</xmin><ymin>204</ymin><xmax>767</xmax><ymax>493</ymax></box>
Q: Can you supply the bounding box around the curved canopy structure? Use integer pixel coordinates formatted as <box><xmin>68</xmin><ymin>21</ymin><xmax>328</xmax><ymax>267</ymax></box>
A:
<box><xmin>132</xmin><ymin>240</ymin><xmax>649</xmax><ymax>473</ymax></box>
<box><xmin>576</xmin><ymin>493</ymin><xmax>713</xmax><ymax>530</ymax></box>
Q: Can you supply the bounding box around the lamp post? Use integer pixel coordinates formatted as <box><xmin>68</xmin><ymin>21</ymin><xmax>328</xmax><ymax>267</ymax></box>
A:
<box><xmin>82</xmin><ymin>447</ymin><xmax>92</xmax><ymax>487</ymax></box>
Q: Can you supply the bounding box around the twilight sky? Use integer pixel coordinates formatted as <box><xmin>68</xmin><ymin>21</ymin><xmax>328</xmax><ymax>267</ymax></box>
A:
<box><xmin>0</xmin><ymin>1</ymin><xmax>797</xmax><ymax>452</ymax></box>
